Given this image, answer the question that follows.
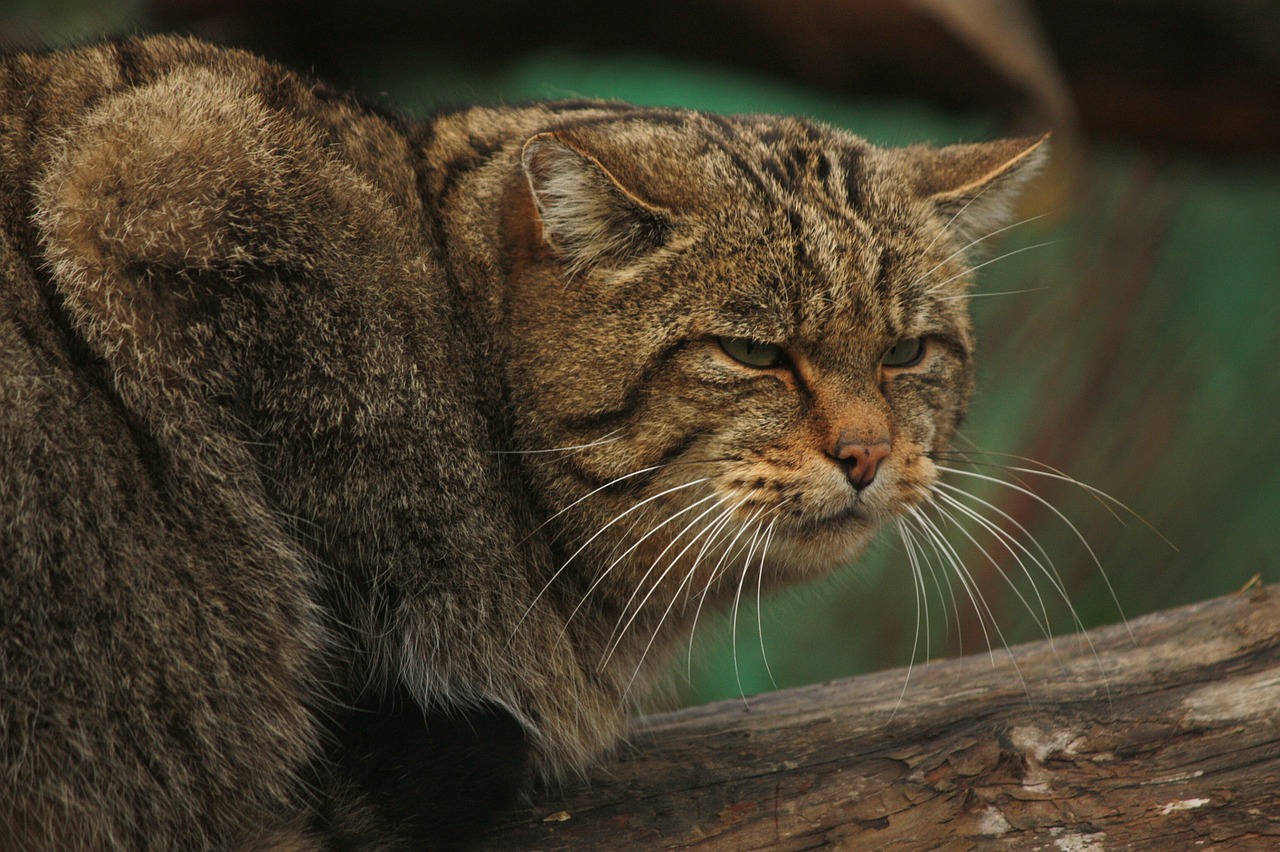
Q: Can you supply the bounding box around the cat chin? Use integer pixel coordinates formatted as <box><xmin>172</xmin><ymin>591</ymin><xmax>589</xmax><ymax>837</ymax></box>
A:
<box><xmin>767</xmin><ymin>521</ymin><xmax>881</xmax><ymax>580</ymax></box>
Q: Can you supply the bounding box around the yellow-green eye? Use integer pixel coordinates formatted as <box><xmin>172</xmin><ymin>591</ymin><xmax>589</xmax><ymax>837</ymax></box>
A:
<box><xmin>718</xmin><ymin>336</ymin><xmax>784</xmax><ymax>368</ymax></box>
<box><xmin>882</xmin><ymin>337</ymin><xmax>925</xmax><ymax>368</ymax></box>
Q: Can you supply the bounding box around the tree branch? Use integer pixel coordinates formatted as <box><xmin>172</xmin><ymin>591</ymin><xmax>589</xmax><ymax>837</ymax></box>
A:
<box><xmin>481</xmin><ymin>585</ymin><xmax>1280</xmax><ymax>848</ymax></box>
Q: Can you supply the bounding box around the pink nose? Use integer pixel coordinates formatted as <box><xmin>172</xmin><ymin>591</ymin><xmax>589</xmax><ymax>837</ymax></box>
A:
<box><xmin>832</xmin><ymin>438</ymin><xmax>891</xmax><ymax>490</ymax></box>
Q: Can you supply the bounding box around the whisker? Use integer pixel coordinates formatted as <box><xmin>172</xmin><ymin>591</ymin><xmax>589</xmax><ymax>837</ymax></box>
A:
<box><xmin>915</xmin><ymin>178</ymin><xmax>998</xmax><ymax>257</ymax></box>
<box><xmin>732</xmin><ymin>515</ymin><xmax>780</xmax><ymax>704</ymax></box>
<box><xmin>938</xmin><ymin>287</ymin><xmax>1047</xmax><ymax>302</ymax></box>
<box><xmin>911</xmin><ymin>211</ymin><xmax>1051</xmax><ymax>293</ymax></box>
<box><xmin>514</xmin><ymin>463</ymin><xmax>666</xmax><ymax>550</ymax></box>
<box><xmin>601</xmin><ymin>495</ymin><xmax>733</xmax><ymax>671</ymax></box>
<box><xmin>686</xmin><ymin>506</ymin><xmax>768</xmax><ymax>679</ymax></box>
<box><xmin>936</xmin><ymin>465</ymin><xmax>1134</xmax><ymax>643</ymax></box>
<box><xmin>490</xmin><ymin>429</ymin><xmax>624</xmax><ymax>455</ymax></box>
<box><xmin>930</xmin><ymin>492</ymin><xmax>1055</xmax><ymax>644</ymax></box>
<box><xmin>908</xmin><ymin>507</ymin><xmax>1031</xmax><ymax>700</ymax></box>
<box><xmin>925</xmin><ymin>239</ymin><xmax>1060</xmax><ymax>295</ymax></box>
<box><xmin>722</xmin><ymin>518</ymin><xmax>769</xmax><ymax>707</ymax></box>
<box><xmin>670</xmin><ymin>495</ymin><xmax>755</xmax><ymax>614</ymax></box>
<box><xmin>560</xmin><ymin>492</ymin><xmax>720</xmax><ymax>638</ymax></box>
<box><xmin>603</xmin><ymin>497</ymin><xmax>726</xmax><ymax>653</ymax></box>
<box><xmin>619</xmin><ymin>497</ymin><xmax>753</xmax><ymax>699</ymax></box>
<box><xmin>599</xmin><ymin>501</ymin><xmax>658</xmax><ymax>566</ymax></box>
<box><xmin>889</xmin><ymin>519</ymin><xmax>925</xmax><ymax>721</ymax></box>
<box><xmin>906</xmin><ymin>508</ymin><xmax>991</xmax><ymax>661</ymax></box>
<box><xmin>920</xmin><ymin>518</ymin><xmax>958</xmax><ymax>642</ymax></box>
<box><xmin>668</xmin><ymin>504</ymin><xmax>742</xmax><ymax>609</ymax></box>
<box><xmin>933</xmin><ymin>449</ymin><xmax>1176</xmax><ymax>550</ymax></box>
<box><xmin>507</xmin><ymin>476</ymin><xmax>708</xmax><ymax>643</ymax></box>
<box><xmin>754</xmin><ymin>510</ymin><xmax>784</xmax><ymax>691</ymax></box>
<box><xmin>668</xmin><ymin>499</ymin><xmax>747</xmax><ymax>596</ymax></box>
<box><xmin>901</xmin><ymin>516</ymin><xmax>952</xmax><ymax>649</ymax></box>
<box><xmin>518</xmin><ymin>452</ymin><xmax>742</xmax><ymax>551</ymax></box>
<box><xmin>934</xmin><ymin>480</ymin><xmax>1076</xmax><ymax>628</ymax></box>
<box><xmin>904</xmin><ymin>510</ymin><xmax>963</xmax><ymax>656</ymax></box>
<box><xmin>933</xmin><ymin>482</ymin><xmax>1114</xmax><ymax>702</ymax></box>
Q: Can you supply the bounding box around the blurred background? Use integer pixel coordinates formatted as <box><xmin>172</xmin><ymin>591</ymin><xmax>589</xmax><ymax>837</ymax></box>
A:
<box><xmin>6</xmin><ymin>0</ymin><xmax>1278</xmax><ymax>708</ymax></box>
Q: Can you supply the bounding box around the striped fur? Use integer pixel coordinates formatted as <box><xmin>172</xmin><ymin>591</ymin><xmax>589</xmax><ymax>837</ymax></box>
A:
<box><xmin>0</xmin><ymin>36</ymin><xmax>1045</xmax><ymax>849</ymax></box>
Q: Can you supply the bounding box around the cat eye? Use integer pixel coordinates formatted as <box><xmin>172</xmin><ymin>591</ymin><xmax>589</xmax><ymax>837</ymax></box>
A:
<box><xmin>881</xmin><ymin>337</ymin><xmax>926</xmax><ymax>368</ymax></box>
<box><xmin>718</xmin><ymin>337</ymin><xmax>785</xmax><ymax>368</ymax></box>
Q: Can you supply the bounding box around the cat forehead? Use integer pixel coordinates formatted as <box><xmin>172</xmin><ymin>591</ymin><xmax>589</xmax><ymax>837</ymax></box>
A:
<box><xmin>688</xmin><ymin>165</ymin><xmax>945</xmax><ymax>339</ymax></box>
<box><xmin>538</xmin><ymin>109</ymin><xmax>882</xmax><ymax>210</ymax></box>
<box><xmin>542</xmin><ymin>110</ymin><xmax>939</xmax><ymax>267</ymax></box>
<box><xmin>528</xmin><ymin>107</ymin><xmax>970</xmax><ymax>335</ymax></box>
<box><xmin>536</xmin><ymin>110</ymin><xmax>927</xmax><ymax>255</ymax></box>
<box><xmin>703</xmin><ymin>231</ymin><xmax>938</xmax><ymax>345</ymax></box>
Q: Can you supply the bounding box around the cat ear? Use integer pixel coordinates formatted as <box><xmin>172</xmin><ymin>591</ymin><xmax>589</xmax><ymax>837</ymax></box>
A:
<box><xmin>915</xmin><ymin>134</ymin><xmax>1049</xmax><ymax>242</ymax></box>
<box><xmin>521</xmin><ymin>132</ymin><xmax>671</xmax><ymax>275</ymax></box>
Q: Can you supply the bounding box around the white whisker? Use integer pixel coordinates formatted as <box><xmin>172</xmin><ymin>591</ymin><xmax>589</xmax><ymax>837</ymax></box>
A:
<box><xmin>901</xmin><ymin>514</ymin><xmax>958</xmax><ymax>646</ymax></box>
<box><xmin>732</xmin><ymin>515</ymin><xmax>779</xmax><ymax>704</ymax></box>
<box><xmin>662</xmin><ymin>502</ymin><xmax>746</xmax><ymax>609</ymax></box>
<box><xmin>937</xmin><ymin>449</ymin><xmax>1176</xmax><ymax>550</ymax></box>
<box><xmin>602</xmin><ymin>495</ymin><xmax>732</xmax><ymax>671</ymax></box>
<box><xmin>904</xmin><ymin>510</ymin><xmax>963</xmax><ymax>655</ymax></box>
<box><xmin>754</xmin><ymin>511</ymin><xmax>783</xmax><ymax>691</ymax></box>
<box><xmin>898</xmin><ymin>518</ymin><xmax>935</xmax><ymax>645</ymax></box>
<box><xmin>912</xmin><ymin>211</ymin><xmax>1051</xmax><ymax>292</ymax></box>
<box><xmin>516</xmin><ymin>463</ymin><xmax>666</xmax><ymax>549</ymax></box>
<box><xmin>561</xmin><ymin>492</ymin><xmax>720</xmax><ymax>637</ymax></box>
<box><xmin>925</xmin><ymin>240</ymin><xmax>1059</xmax><ymax>295</ymax></box>
<box><xmin>686</xmin><ymin>506</ymin><xmax>768</xmax><ymax>679</ymax></box>
<box><xmin>619</xmin><ymin>497</ymin><xmax>752</xmax><ymax>698</ymax></box>
<box><xmin>934</xmin><ymin>481</ymin><xmax>1077</xmax><ymax>630</ymax></box>
<box><xmin>930</xmin><ymin>494</ymin><xmax>1055</xmax><ymax>643</ymax></box>
<box><xmin>491</xmin><ymin>429</ymin><xmax>624</xmax><ymax>455</ymax></box>
<box><xmin>508</xmin><ymin>476</ymin><xmax>708</xmax><ymax>642</ymax></box>
<box><xmin>939</xmin><ymin>287</ymin><xmax>1047</xmax><ymax>302</ymax></box>
<box><xmin>933</xmin><ymin>482</ymin><xmax>1114</xmax><ymax>701</ymax></box>
<box><xmin>936</xmin><ymin>465</ymin><xmax>1134</xmax><ymax>643</ymax></box>
<box><xmin>890</xmin><ymin>519</ymin><xmax>925</xmax><ymax>720</ymax></box>
<box><xmin>907</xmin><ymin>508</ymin><xmax>998</xmax><ymax>664</ymax></box>
<box><xmin>914</xmin><ymin>503</ymin><xmax>1034</xmax><ymax>702</ymax></box>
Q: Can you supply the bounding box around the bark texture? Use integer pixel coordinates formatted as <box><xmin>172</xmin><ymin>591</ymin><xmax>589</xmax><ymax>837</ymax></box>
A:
<box><xmin>481</xmin><ymin>585</ymin><xmax>1280</xmax><ymax>849</ymax></box>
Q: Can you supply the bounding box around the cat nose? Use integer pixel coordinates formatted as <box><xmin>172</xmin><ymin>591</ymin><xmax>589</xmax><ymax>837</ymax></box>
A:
<box><xmin>831</xmin><ymin>437</ymin><xmax>891</xmax><ymax>491</ymax></box>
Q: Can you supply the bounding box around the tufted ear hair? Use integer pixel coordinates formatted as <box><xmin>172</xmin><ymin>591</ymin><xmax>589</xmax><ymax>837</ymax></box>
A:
<box><xmin>521</xmin><ymin>131</ymin><xmax>672</xmax><ymax>276</ymax></box>
<box><xmin>915</xmin><ymin>134</ymin><xmax>1050</xmax><ymax>244</ymax></box>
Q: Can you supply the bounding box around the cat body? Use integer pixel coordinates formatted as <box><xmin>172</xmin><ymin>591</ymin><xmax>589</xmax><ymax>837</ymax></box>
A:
<box><xmin>0</xmin><ymin>36</ymin><xmax>1044</xmax><ymax>848</ymax></box>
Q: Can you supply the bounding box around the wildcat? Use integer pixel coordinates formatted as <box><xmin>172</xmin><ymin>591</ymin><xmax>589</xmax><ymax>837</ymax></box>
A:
<box><xmin>0</xmin><ymin>35</ymin><xmax>1046</xmax><ymax>850</ymax></box>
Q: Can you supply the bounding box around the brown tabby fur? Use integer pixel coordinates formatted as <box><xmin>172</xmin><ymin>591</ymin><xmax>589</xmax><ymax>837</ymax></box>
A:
<box><xmin>0</xmin><ymin>35</ymin><xmax>1046</xmax><ymax>849</ymax></box>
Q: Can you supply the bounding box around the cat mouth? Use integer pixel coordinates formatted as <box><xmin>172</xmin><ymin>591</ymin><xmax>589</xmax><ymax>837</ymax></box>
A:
<box><xmin>805</xmin><ymin>483</ymin><xmax>927</xmax><ymax>531</ymax></box>
<box><xmin>795</xmin><ymin>497</ymin><xmax>879</xmax><ymax>531</ymax></box>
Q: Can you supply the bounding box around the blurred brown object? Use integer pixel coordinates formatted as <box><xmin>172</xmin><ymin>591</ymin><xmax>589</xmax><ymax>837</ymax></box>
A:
<box><xmin>720</xmin><ymin>0</ymin><xmax>1074</xmax><ymax>135</ymax></box>
<box><xmin>1030</xmin><ymin>0</ymin><xmax>1280</xmax><ymax>154</ymax></box>
<box><xmin>149</xmin><ymin>0</ymin><xmax>1276</xmax><ymax>148</ymax></box>
<box><xmin>153</xmin><ymin>0</ymin><xmax>1071</xmax><ymax>131</ymax></box>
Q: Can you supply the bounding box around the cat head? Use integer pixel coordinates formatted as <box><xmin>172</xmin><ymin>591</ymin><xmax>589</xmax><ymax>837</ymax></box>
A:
<box><xmin>503</xmin><ymin>110</ymin><xmax>1046</xmax><ymax>620</ymax></box>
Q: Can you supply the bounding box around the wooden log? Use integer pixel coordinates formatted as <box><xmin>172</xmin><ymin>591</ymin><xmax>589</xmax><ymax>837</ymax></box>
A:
<box><xmin>480</xmin><ymin>585</ymin><xmax>1280</xmax><ymax>849</ymax></box>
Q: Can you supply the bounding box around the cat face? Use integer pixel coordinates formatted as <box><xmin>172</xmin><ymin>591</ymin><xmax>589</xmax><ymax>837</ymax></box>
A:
<box><xmin>504</xmin><ymin>112</ymin><xmax>1045</xmax><ymax>618</ymax></box>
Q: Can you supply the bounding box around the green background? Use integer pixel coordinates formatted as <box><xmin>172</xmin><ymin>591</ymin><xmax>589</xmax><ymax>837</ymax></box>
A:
<box><xmin>12</xmin><ymin>4</ymin><xmax>1280</xmax><ymax>709</ymax></box>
